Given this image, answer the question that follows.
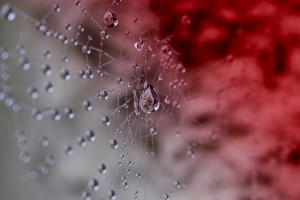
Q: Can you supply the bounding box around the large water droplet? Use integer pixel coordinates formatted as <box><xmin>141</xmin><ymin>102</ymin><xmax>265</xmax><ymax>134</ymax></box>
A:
<box><xmin>139</xmin><ymin>85</ymin><xmax>160</xmax><ymax>114</ymax></box>
<box><xmin>103</xmin><ymin>9</ymin><xmax>118</xmax><ymax>27</ymax></box>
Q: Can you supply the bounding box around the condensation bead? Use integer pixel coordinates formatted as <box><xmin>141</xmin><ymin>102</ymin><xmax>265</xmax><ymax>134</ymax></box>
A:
<box><xmin>28</xmin><ymin>87</ymin><xmax>39</xmax><ymax>99</ymax></box>
<box><xmin>65</xmin><ymin>23</ymin><xmax>71</xmax><ymax>31</ymax></box>
<box><xmin>52</xmin><ymin>110</ymin><xmax>61</xmax><ymax>121</ymax></box>
<box><xmin>98</xmin><ymin>163</ymin><xmax>107</xmax><ymax>174</ymax></box>
<box><xmin>81</xmin><ymin>191</ymin><xmax>91</xmax><ymax>200</ymax></box>
<box><xmin>65</xmin><ymin>145</ymin><xmax>73</xmax><ymax>156</ymax></box>
<box><xmin>18</xmin><ymin>46</ymin><xmax>26</xmax><ymax>55</ymax></box>
<box><xmin>117</xmin><ymin>77</ymin><xmax>122</xmax><ymax>84</ymax></box>
<box><xmin>53</xmin><ymin>4</ymin><xmax>61</xmax><ymax>12</ymax></box>
<box><xmin>85</xmin><ymin>130</ymin><xmax>96</xmax><ymax>142</ymax></box>
<box><xmin>149</xmin><ymin>127</ymin><xmax>157</xmax><ymax>135</ymax></box>
<box><xmin>139</xmin><ymin>84</ymin><xmax>160</xmax><ymax>114</ymax></box>
<box><xmin>45</xmin><ymin>82</ymin><xmax>54</xmax><ymax>93</ymax></box>
<box><xmin>102</xmin><ymin>116</ymin><xmax>110</xmax><ymax>126</ymax></box>
<box><xmin>0</xmin><ymin>49</ymin><xmax>9</xmax><ymax>60</ymax></box>
<box><xmin>103</xmin><ymin>9</ymin><xmax>118</xmax><ymax>27</ymax></box>
<box><xmin>1</xmin><ymin>4</ymin><xmax>16</xmax><ymax>21</ymax></box>
<box><xmin>44</xmin><ymin>50</ymin><xmax>51</xmax><ymax>59</ymax></box>
<box><xmin>27</xmin><ymin>170</ymin><xmax>38</xmax><ymax>179</ymax></box>
<box><xmin>20</xmin><ymin>151</ymin><xmax>31</xmax><ymax>163</ymax></box>
<box><xmin>61</xmin><ymin>69</ymin><xmax>71</xmax><ymax>80</ymax></box>
<box><xmin>4</xmin><ymin>97</ymin><xmax>14</xmax><ymax>107</ymax></box>
<box><xmin>21</xmin><ymin>60</ymin><xmax>31</xmax><ymax>70</ymax></box>
<box><xmin>40</xmin><ymin>136</ymin><xmax>49</xmax><ymax>146</ymax></box>
<box><xmin>77</xmin><ymin>136</ymin><xmax>87</xmax><ymax>147</ymax></box>
<box><xmin>134</xmin><ymin>37</ymin><xmax>144</xmax><ymax>51</ymax></box>
<box><xmin>100</xmin><ymin>30</ymin><xmax>109</xmax><ymax>39</ymax></box>
<box><xmin>82</xmin><ymin>45</ymin><xmax>91</xmax><ymax>55</ymax></box>
<box><xmin>98</xmin><ymin>90</ymin><xmax>108</xmax><ymax>100</ymax></box>
<box><xmin>108</xmin><ymin>190</ymin><xmax>116</xmax><ymax>200</ymax></box>
<box><xmin>43</xmin><ymin>65</ymin><xmax>52</xmax><ymax>76</ymax></box>
<box><xmin>110</xmin><ymin>139</ymin><xmax>118</xmax><ymax>149</ymax></box>
<box><xmin>88</xmin><ymin>178</ymin><xmax>99</xmax><ymax>191</ymax></box>
<box><xmin>83</xmin><ymin>101</ymin><xmax>92</xmax><ymax>111</ymax></box>
<box><xmin>64</xmin><ymin>107</ymin><xmax>75</xmax><ymax>119</ymax></box>
<box><xmin>39</xmin><ymin>163</ymin><xmax>49</xmax><ymax>174</ymax></box>
<box><xmin>46</xmin><ymin>155</ymin><xmax>55</xmax><ymax>166</ymax></box>
<box><xmin>34</xmin><ymin>110</ymin><xmax>43</xmax><ymax>121</ymax></box>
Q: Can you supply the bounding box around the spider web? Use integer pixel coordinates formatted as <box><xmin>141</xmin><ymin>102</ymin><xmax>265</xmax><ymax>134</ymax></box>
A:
<box><xmin>0</xmin><ymin>1</ymin><xmax>192</xmax><ymax>200</ymax></box>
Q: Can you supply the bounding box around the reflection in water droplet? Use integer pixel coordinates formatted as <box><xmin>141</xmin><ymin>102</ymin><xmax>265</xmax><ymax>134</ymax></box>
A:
<box><xmin>139</xmin><ymin>85</ymin><xmax>160</xmax><ymax>114</ymax></box>
<box><xmin>103</xmin><ymin>9</ymin><xmax>118</xmax><ymax>27</ymax></box>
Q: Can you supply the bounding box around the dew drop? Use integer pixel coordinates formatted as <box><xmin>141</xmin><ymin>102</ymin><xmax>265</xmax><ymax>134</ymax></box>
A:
<box><xmin>98</xmin><ymin>163</ymin><xmax>107</xmax><ymax>174</ymax></box>
<box><xmin>81</xmin><ymin>191</ymin><xmax>91</xmax><ymax>200</ymax></box>
<box><xmin>108</xmin><ymin>190</ymin><xmax>116</xmax><ymax>200</ymax></box>
<box><xmin>65</xmin><ymin>23</ymin><xmax>72</xmax><ymax>31</ymax></box>
<box><xmin>39</xmin><ymin>163</ymin><xmax>49</xmax><ymax>174</ymax></box>
<box><xmin>88</xmin><ymin>178</ymin><xmax>100</xmax><ymax>191</ymax></box>
<box><xmin>20</xmin><ymin>151</ymin><xmax>31</xmax><ymax>163</ymax></box>
<box><xmin>45</xmin><ymin>82</ymin><xmax>54</xmax><ymax>93</ymax></box>
<box><xmin>1</xmin><ymin>4</ymin><xmax>16</xmax><ymax>21</ymax></box>
<box><xmin>21</xmin><ymin>60</ymin><xmax>31</xmax><ymax>70</ymax></box>
<box><xmin>61</xmin><ymin>69</ymin><xmax>71</xmax><ymax>80</ymax></box>
<box><xmin>139</xmin><ymin>84</ymin><xmax>160</xmax><ymax>114</ymax></box>
<box><xmin>110</xmin><ymin>139</ymin><xmax>118</xmax><ymax>149</ymax></box>
<box><xmin>102</xmin><ymin>116</ymin><xmax>110</xmax><ymax>126</ymax></box>
<box><xmin>82</xmin><ymin>45</ymin><xmax>91</xmax><ymax>54</ymax></box>
<box><xmin>98</xmin><ymin>89</ymin><xmax>108</xmax><ymax>100</ymax></box>
<box><xmin>78</xmin><ymin>136</ymin><xmax>87</xmax><ymax>147</ymax></box>
<box><xmin>52</xmin><ymin>110</ymin><xmax>61</xmax><ymax>121</ymax></box>
<box><xmin>134</xmin><ymin>37</ymin><xmax>144</xmax><ymax>51</ymax></box>
<box><xmin>43</xmin><ymin>65</ymin><xmax>52</xmax><ymax>76</ymax></box>
<box><xmin>40</xmin><ymin>136</ymin><xmax>49</xmax><ymax>147</ymax></box>
<box><xmin>28</xmin><ymin>87</ymin><xmax>39</xmax><ymax>99</ymax></box>
<box><xmin>65</xmin><ymin>145</ymin><xmax>73</xmax><ymax>156</ymax></box>
<box><xmin>53</xmin><ymin>4</ymin><xmax>61</xmax><ymax>12</ymax></box>
<box><xmin>85</xmin><ymin>130</ymin><xmax>96</xmax><ymax>142</ymax></box>
<box><xmin>83</xmin><ymin>101</ymin><xmax>92</xmax><ymax>111</ymax></box>
<box><xmin>149</xmin><ymin>127</ymin><xmax>157</xmax><ymax>135</ymax></box>
<box><xmin>0</xmin><ymin>49</ymin><xmax>9</xmax><ymax>60</ymax></box>
<box><xmin>117</xmin><ymin>77</ymin><xmax>122</xmax><ymax>84</ymax></box>
<box><xmin>103</xmin><ymin>9</ymin><xmax>118</xmax><ymax>27</ymax></box>
<box><xmin>44</xmin><ymin>50</ymin><xmax>51</xmax><ymax>59</ymax></box>
<box><xmin>46</xmin><ymin>155</ymin><xmax>55</xmax><ymax>166</ymax></box>
<box><xmin>64</xmin><ymin>107</ymin><xmax>75</xmax><ymax>119</ymax></box>
<box><xmin>100</xmin><ymin>30</ymin><xmax>109</xmax><ymax>39</ymax></box>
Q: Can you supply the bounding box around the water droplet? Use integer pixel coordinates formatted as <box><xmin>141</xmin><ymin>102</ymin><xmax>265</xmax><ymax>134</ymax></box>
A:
<box><xmin>65</xmin><ymin>23</ymin><xmax>71</xmax><ymax>31</ymax></box>
<box><xmin>53</xmin><ymin>4</ymin><xmax>61</xmax><ymax>12</ymax></box>
<box><xmin>40</xmin><ymin>136</ymin><xmax>49</xmax><ymax>146</ymax></box>
<box><xmin>88</xmin><ymin>178</ymin><xmax>100</xmax><ymax>191</ymax></box>
<box><xmin>20</xmin><ymin>151</ymin><xmax>31</xmax><ymax>163</ymax></box>
<box><xmin>85</xmin><ymin>130</ymin><xmax>96</xmax><ymax>142</ymax></box>
<box><xmin>46</xmin><ymin>155</ymin><xmax>55</xmax><ymax>166</ymax></box>
<box><xmin>161</xmin><ymin>44</ymin><xmax>172</xmax><ymax>55</ymax></box>
<box><xmin>132</xmin><ymin>90</ymin><xmax>140</xmax><ymax>116</ymax></box>
<box><xmin>125</xmin><ymin>31</ymin><xmax>130</xmax><ymax>36</ymax></box>
<box><xmin>34</xmin><ymin>110</ymin><xmax>43</xmax><ymax>121</ymax></box>
<box><xmin>39</xmin><ymin>163</ymin><xmax>49</xmax><ymax>174</ymax></box>
<box><xmin>78</xmin><ymin>136</ymin><xmax>87</xmax><ymax>147</ymax></box>
<box><xmin>108</xmin><ymin>190</ymin><xmax>116</xmax><ymax>200</ymax></box>
<box><xmin>134</xmin><ymin>37</ymin><xmax>144</xmax><ymax>51</ymax></box>
<box><xmin>77</xmin><ymin>25</ymin><xmax>84</xmax><ymax>32</ymax></box>
<box><xmin>18</xmin><ymin>46</ymin><xmax>26</xmax><ymax>55</ymax></box>
<box><xmin>176</xmin><ymin>63</ymin><xmax>186</xmax><ymax>74</ymax></box>
<box><xmin>100</xmin><ymin>30</ymin><xmax>109</xmax><ymax>39</ymax></box>
<box><xmin>44</xmin><ymin>50</ymin><xmax>51</xmax><ymax>59</ymax></box>
<box><xmin>45</xmin><ymin>82</ymin><xmax>54</xmax><ymax>93</ymax></box>
<box><xmin>149</xmin><ymin>127</ymin><xmax>157</xmax><ymax>135</ymax></box>
<box><xmin>81</xmin><ymin>191</ymin><xmax>91</xmax><ymax>200</ymax></box>
<box><xmin>110</xmin><ymin>139</ymin><xmax>118</xmax><ymax>149</ymax></box>
<box><xmin>98</xmin><ymin>163</ymin><xmax>107</xmax><ymax>174</ymax></box>
<box><xmin>61</xmin><ymin>69</ymin><xmax>71</xmax><ymax>80</ymax></box>
<box><xmin>102</xmin><ymin>116</ymin><xmax>110</xmax><ymax>126</ymax></box>
<box><xmin>132</xmin><ymin>63</ymin><xmax>138</xmax><ymax>69</ymax></box>
<box><xmin>83</xmin><ymin>101</ymin><xmax>92</xmax><ymax>111</ymax></box>
<box><xmin>173</xmin><ymin>180</ymin><xmax>181</xmax><ymax>189</ymax></box>
<box><xmin>103</xmin><ymin>9</ymin><xmax>118</xmax><ymax>27</ymax></box>
<box><xmin>52</xmin><ymin>110</ymin><xmax>61</xmax><ymax>121</ymax></box>
<box><xmin>1</xmin><ymin>4</ymin><xmax>16</xmax><ymax>21</ymax></box>
<box><xmin>0</xmin><ymin>49</ymin><xmax>9</xmax><ymax>60</ymax></box>
<box><xmin>43</xmin><ymin>65</ymin><xmax>52</xmax><ymax>76</ymax></box>
<box><xmin>28</xmin><ymin>87</ymin><xmax>39</xmax><ymax>99</ymax></box>
<box><xmin>21</xmin><ymin>60</ymin><xmax>31</xmax><ymax>70</ymax></box>
<box><xmin>139</xmin><ymin>85</ymin><xmax>160</xmax><ymax>114</ymax></box>
<box><xmin>82</xmin><ymin>45</ymin><xmax>91</xmax><ymax>54</ymax></box>
<box><xmin>117</xmin><ymin>77</ymin><xmax>122</xmax><ymax>84</ymax></box>
<box><xmin>27</xmin><ymin>170</ymin><xmax>38</xmax><ymax>179</ymax></box>
<box><xmin>64</xmin><ymin>107</ymin><xmax>75</xmax><ymax>119</ymax></box>
<box><xmin>98</xmin><ymin>89</ymin><xmax>108</xmax><ymax>100</ymax></box>
<box><xmin>65</xmin><ymin>146</ymin><xmax>73</xmax><ymax>156</ymax></box>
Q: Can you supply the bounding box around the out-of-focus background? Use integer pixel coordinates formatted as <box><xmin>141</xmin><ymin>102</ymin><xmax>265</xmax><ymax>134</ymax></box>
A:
<box><xmin>1</xmin><ymin>0</ymin><xmax>300</xmax><ymax>200</ymax></box>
